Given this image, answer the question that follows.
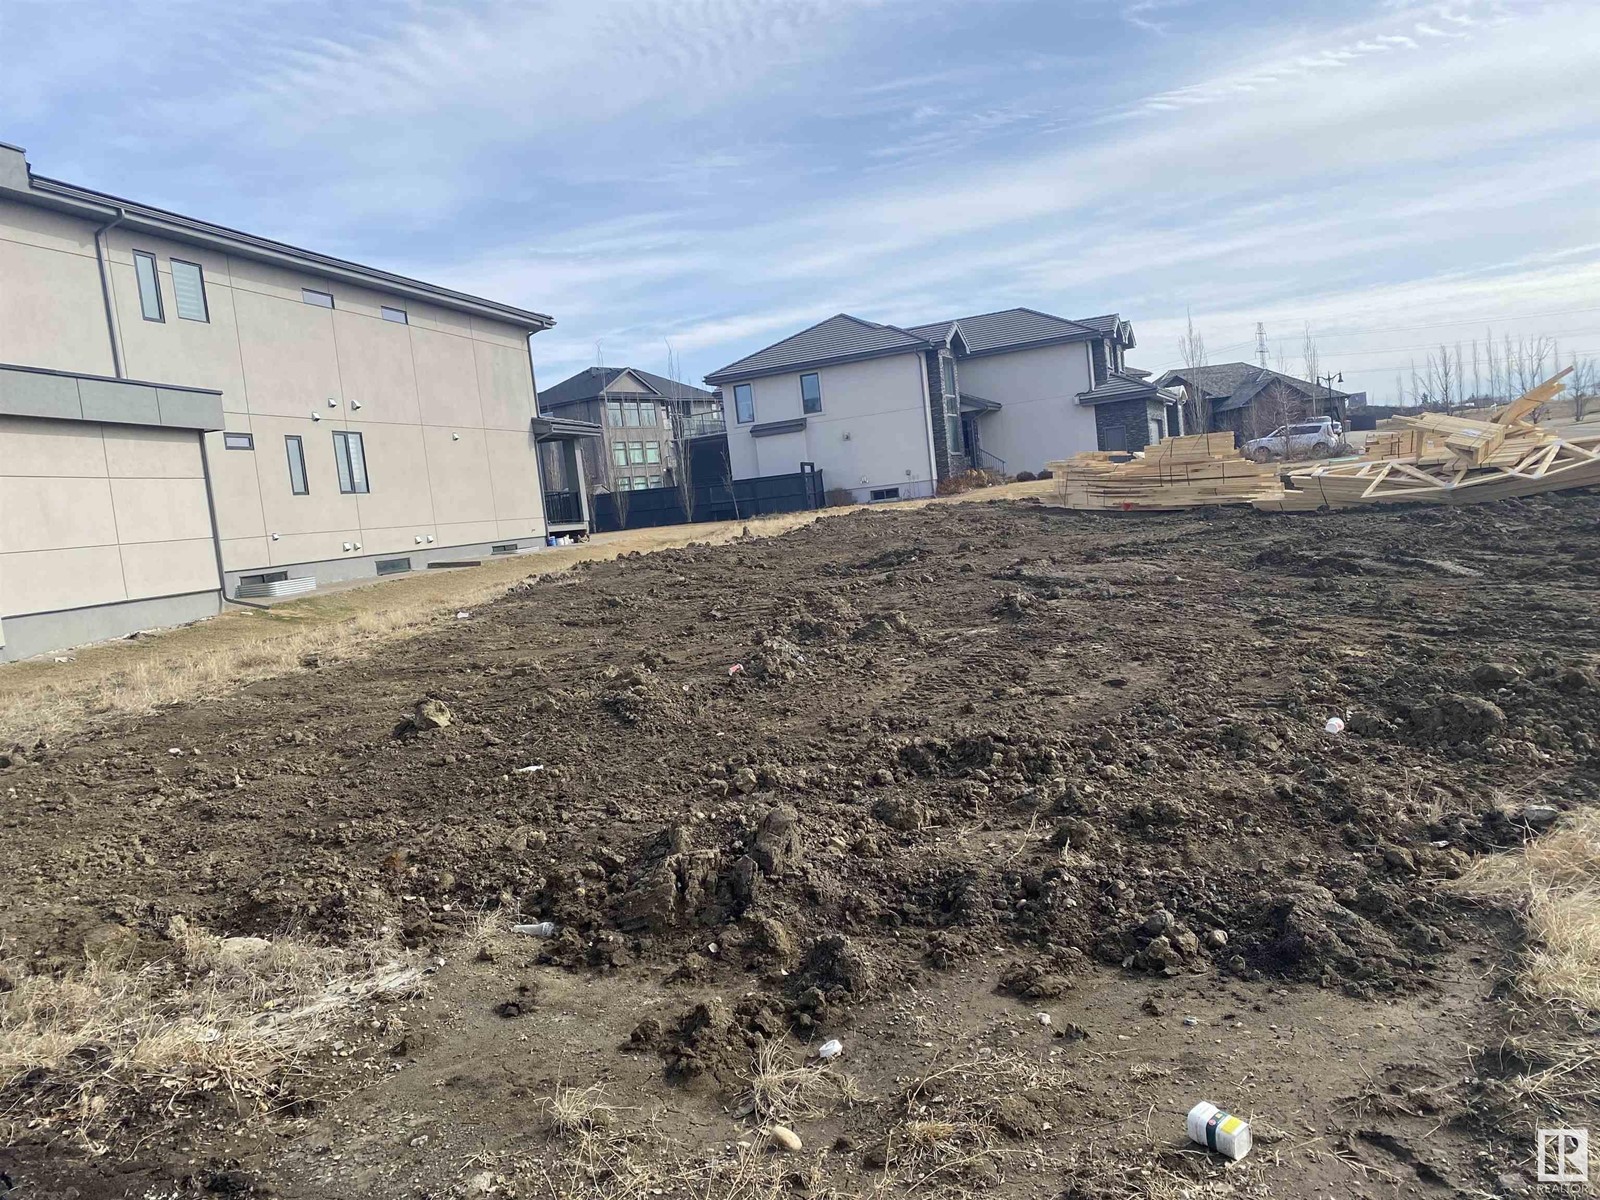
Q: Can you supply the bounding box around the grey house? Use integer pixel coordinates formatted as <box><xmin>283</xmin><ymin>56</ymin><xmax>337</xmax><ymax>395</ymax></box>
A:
<box><xmin>1156</xmin><ymin>363</ymin><xmax>1349</xmax><ymax>443</ymax></box>
<box><xmin>704</xmin><ymin>306</ymin><xmax>1170</xmax><ymax>499</ymax></box>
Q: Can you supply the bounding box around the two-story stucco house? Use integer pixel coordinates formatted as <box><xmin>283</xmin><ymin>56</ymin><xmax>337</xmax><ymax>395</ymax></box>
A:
<box><xmin>0</xmin><ymin>142</ymin><xmax>585</xmax><ymax>661</ymax></box>
<box><xmin>703</xmin><ymin>307</ymin><xmax>1180</xmax><ymax>499</ymax></box>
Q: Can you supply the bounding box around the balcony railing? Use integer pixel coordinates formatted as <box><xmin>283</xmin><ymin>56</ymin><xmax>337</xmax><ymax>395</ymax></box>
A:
<box><xmin>676</xmin><ymin>410</ymin><xmax>727</xmax><ymax>439</ymax></box>
<box><xmin>543</xmin><ymin>489</ymin><xmax>585</xmax><ymax>527</ymax></box>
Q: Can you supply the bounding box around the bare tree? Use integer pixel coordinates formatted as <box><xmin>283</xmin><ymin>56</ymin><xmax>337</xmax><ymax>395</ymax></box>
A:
<box><xmin>1469</xmin><ymin>339</ymin><xmax>1482</xmax><ymax>402</ymax></box>
<box><xmin>1301</xmin><ymin>323</ymin><xmax>1321</xmax><ymax>417</ymax></box>
<box><xmin>1484</xmin><ymin>328</ymin><xmax>1501</xmax><ymax>402</ymax></box>
<box><xmin>1427</xmin><ymin>344</ymin><xmax>1457</xmax><ymax>410</ymax></box>
<box><xmin>1177</xmin><ymin>309</ymin><xmax>1210</xmax><ymax>434</ymax></box>
<box><xmin>663</xmin><ymin>340</ymin><xmax>699</xmax><ymax>524</ymax></box>
<box><xmin>1571</xmin><ymin>356</ymin><xmax>1598</xmax><ymax>421</ymax></box>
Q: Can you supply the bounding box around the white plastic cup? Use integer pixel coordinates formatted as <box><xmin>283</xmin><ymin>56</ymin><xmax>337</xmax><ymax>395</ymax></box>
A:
<box><xmin>1186</xmin><ymin>1101</ymin><xmax>1252</xmax><ymax>1161</ymax></box>
<box><xmin>1324</xmin><ymin>717</ymin><xmax>1346</xmax><ymax>734</ymax></box>
<box><xmin>512</xmin><ymin>921</ymin><xmax>559</xmax><ymax>938</ymax></box>
<box><xmin>816</xmin><ymin>1039</ymin><xmax>843</xmax><ymax>1061</ymax></box>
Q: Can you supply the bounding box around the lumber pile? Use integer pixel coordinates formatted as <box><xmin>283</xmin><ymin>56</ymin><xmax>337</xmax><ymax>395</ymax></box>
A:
<box><xmin>1258</xmin><ymin>369</ymin><xmax>1600</xmax><ymax>512</ymax></box>
<box><xmin>1048</xmin><ymin>432</ymin><xmax>1282</xmax><ymax>511</ymax></box>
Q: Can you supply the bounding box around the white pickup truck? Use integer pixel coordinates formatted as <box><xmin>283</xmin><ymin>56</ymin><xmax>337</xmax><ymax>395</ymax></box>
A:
<box><xmin>1244</xmin><ymin>417</ymin><xmax>1344</xmax><ymax>461</ymax></box>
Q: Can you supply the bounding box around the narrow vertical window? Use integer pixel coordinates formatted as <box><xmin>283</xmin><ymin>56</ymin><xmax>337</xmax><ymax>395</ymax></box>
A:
<box><xmin>332</xmin><ymin>430</ymin><xmax>369</xmax><ymax>494</ymax></box>
<box><xmin>171</xmin><ymin>259</ymin><xmax>209</xmax><ymax>322</ymax></box>
<box><xmin>285</xmin><ymin>435</ymin><xmax>309</xmax><ymax>495</ymax></box>
<box><xmin>800</xmin><ymin>372</ymin><xmax>822</xmax><ymax>414</ymax></box>
<box><xmin>134</xmin><ymin>251</ymin><xmax>164</xmax><ymax>322</ymax></box>
<box><xmin>734</xmin><ymin>383</ymin><xmax>754</xmax><ymax>424</ymax></box>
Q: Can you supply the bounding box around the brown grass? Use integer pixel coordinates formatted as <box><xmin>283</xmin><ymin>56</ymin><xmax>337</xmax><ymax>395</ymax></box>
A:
<box><xmin>1456</xmin><ymin>807</ymin><xmax>1600</xmax><ymax>1017</ymax></box>
<box><xmin>739</xmin><ymin>1041</ymin><xmax>865</xmax><ymax>1124</ymax></box>
<box><xmin>0</xmin><ymin>920</ymin><xmax>421</xmax><ymax>1153</ymax></box>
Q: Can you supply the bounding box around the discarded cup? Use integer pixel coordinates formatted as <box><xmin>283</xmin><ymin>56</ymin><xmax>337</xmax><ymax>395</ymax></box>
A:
<box><xmin>816</xmin><ymin>1038</ymin><xmax>844</xmax><ymax>1061</ymax></box>
<box><xmin>513</xmin><ymin>764</ymin><xmax>544</xmax><ymax>774</ymax></box>
<box><xmin>1323</xmin><ymin>717</ymin><xmax>1346</xmax><ymax>734</ymax></box>
<box><xmin>728</xmin><ymin>664</ymin><xmax>744</xmax><ymax>676</ymax></box>
<box><xmin>511</xmin><ymin>921</ymin><xmax>558</xmax><ymax>938</ymax></box>
<box><xmin>1186</xmin><ymin>1101</ymin><xmax>1252</xmax><ymax>1161</ymax></box>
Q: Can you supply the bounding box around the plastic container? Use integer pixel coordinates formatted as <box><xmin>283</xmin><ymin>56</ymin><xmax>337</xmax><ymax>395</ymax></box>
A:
<box><xmin>512</xmin><ymin>921</ymin><xmax>559</xmax><ymax>938</ymax></box>
<box><xmin>816</xmin><ymin>1039</ymin><xmax>844</xmax><ymax>1061</ymax></box>
<box><xmin>1186</xmin><ymin>1101</ymin><xmax>1251</xmax><ymax>1161</ymax></box>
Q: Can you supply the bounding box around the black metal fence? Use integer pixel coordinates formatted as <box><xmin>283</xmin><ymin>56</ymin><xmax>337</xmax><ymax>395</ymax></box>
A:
<box><xmin>590</xmin><ymin>468</ymin><xmax>825</xmax><ymax>533</ymax></box>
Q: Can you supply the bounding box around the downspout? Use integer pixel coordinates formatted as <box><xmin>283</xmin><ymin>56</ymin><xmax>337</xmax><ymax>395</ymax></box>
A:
<box><xmin>195</xmin><ymin>431</ymin><xmax>250</xmax><ymax>608</ymax></box>
<box><xmin>93</xmin><ymin>206</ymin><xmax>127</xmax><ymax>379</ymax></box>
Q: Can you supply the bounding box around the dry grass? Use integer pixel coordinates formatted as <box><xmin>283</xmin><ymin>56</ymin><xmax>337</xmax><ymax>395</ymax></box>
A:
<box><xmin>1456</xmin><ymin>807</ymin><xmax>1600</xmax><ymax>1016</ymax></box>
<box><xmin>0</xmin><ymin>919</ymin><xmax>421</xmax><ymax>1153</ymax></box>
<box><xmin>739</xmin><ymin>1041</ymin><xmax>865</xmax><ymax>1124</ymax></box>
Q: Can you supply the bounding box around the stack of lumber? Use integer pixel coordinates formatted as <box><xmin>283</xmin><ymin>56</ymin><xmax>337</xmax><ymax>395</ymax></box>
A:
<box><xmin>1258</xmin><ymin>369</ymin><xmax>1600</xmax><ymax>512</ymax></box>
<box><xmin>1048</xmin><ymin>432</ymin><xmax>1283</xmax><ymax>511</ymax></box>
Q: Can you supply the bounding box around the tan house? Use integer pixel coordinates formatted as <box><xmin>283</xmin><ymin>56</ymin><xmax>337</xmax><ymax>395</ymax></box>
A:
<box><xmin>0</xmin><ymin>142</ymin><xmax>580</xmax><ymax>661</ymax></box>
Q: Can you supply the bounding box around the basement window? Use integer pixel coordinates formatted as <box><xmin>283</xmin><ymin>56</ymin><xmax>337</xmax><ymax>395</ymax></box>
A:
<box><xmin>491</xmin><ymin>543</ymin><xmax>519</xmax><ymax>554</ymax></box>
<box><xmin>375</xmin><ymin>557</ymin><xmax>412</xmax><ymax>576</ymax></box>
<box><xmin>868</xmin><ymin>487</ymin><xmax>901</xmax><ymax>502</ymax></box>
<box><xmin>223</xmin><ymin>432</ymin><xmax>254</xmax><ymax>450</ymax></box>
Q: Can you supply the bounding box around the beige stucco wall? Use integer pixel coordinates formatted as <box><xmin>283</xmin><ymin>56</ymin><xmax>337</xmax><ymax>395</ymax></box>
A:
<box><xmin>0</xmin><ymin>415</ymin><xmax>218</xmax><ymax>617</ymax></box>
<box><xmin>0</xmin><ymin>196</ymin><xmax>549</xmax><ymax>579</ymax></box>
<box><xmin>955</xmin><ymin>341</ymin><xmax>1098</xmax><ymax>474</ymax></box>
<box><xmin>724</xmin><ymin>351</ymin><xmax>935</xmax><ymax>499</ymax></box>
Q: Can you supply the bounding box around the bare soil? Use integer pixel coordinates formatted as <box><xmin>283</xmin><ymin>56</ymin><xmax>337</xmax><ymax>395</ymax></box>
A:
<box><xmin>4</xmin><ymin>492</ymin><xmax>1600</xmax><ymax>1199</ymax></box>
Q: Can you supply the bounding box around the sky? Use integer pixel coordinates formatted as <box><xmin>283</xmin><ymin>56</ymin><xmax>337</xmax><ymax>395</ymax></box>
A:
<box><xmin>3</xmin><ymin>0</ymin><xmax>1598</xmax><ymax>402</ymax></box>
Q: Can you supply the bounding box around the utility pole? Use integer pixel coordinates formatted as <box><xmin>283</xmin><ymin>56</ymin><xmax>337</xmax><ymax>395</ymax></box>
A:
<box><xmin>1255</xmin><ymin>322</ymin><xmax>1269</xmax><ymax>368</ymax></box>
<box><xmin>1318</xmin><ymin>370</ymin><xmax>1345</xmax><ymax>430</ymax></box>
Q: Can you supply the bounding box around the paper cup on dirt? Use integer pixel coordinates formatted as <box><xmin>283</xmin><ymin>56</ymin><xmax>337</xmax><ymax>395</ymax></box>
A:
<box><xmin>1186</xmin><ymin>1101</ymin><xmax>1251</xmax><ymax>1161</ymax></box>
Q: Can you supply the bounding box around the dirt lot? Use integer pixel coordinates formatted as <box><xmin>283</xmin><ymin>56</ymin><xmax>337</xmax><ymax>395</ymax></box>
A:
<box><xmin>3</xmin><ymin>492</ymin><xmax>1599</xmax><ymax>1199</ymax></box>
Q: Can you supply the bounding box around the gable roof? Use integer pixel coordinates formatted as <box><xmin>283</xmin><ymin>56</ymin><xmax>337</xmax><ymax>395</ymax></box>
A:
<box><xmin>1155</xmin><ymin>362</ymin><xmax>1348</xmax><ymax>412</ymax></box>
<box><xmin>1077</xmin><ymin>371</ymin><xmax>1181</xmax><ymax>405</ymax></box>
<box><xmin>704</xmin><ymin>314</ymin><xmax>928</xmax><ymax>385</ymax></box>
<box><xmin>540</xmin><ymin>365</ymin><xmax>714</xmax><ymax>411</ymax></box>
<box><xmin>906</xmin><ymin>307</ymin><xmax>1104</xmax><ymax>358</ymax></box>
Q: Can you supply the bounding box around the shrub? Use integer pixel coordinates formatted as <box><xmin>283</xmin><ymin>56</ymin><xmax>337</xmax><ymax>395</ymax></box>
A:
<box><xmin>1014</xmin><ymin>470</ymin><xmax>1036</xmax><ymax>483</ymax></box>
<box><xmin>824</xmin><ymin>487</ymin><xmax>855</xmax><ymax>508</ymax></box>
<box><xmin>1036</xmin><ymin>469</ymin><xmax>1053</xmax><ymax>480</ymax></box>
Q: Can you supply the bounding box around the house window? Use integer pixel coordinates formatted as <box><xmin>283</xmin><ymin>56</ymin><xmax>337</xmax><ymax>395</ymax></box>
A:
<box><xmin>133</xmin><ymin>251</ymin><xmax>164</xmax><ymax>322</ymax></box>
<box><xmin>800</xmin><ymin>372</ymin><xmax>822</xmax><ymax>415</ymax></box>
<box><xmin>376</xmin><ymin>557</ymin><xmax>411</xmax><ymax>576</ymax></box>
<box><xmin>491</xmin><ymin>543</ymin><xmax>519</xmax><ymax>554</ymax></box>
<box><xmin>611</xmin><ymin>441</ymin><xmax>628</xmax><ymax>467</ymax></box>
<box><xmin>734</xmin><ymin>383</ymin><xmax>754</xmax><ymax>424</ymax></box>
<box><xmin>302</xmin><ymin>288</ymin><xmax>334</xmax><ymax>309</ymax></box>
<box><xmin>632</xmin><ymin>476</ymin><xmax>648</xmax><ymax>490</ymax></box>
<box><xmin>644</xmin><ymin>442</ymin><xmax>661</xmax><ymax>464</ymax></box>
<box><xmin>332</xmin><ymin>430</ymin><xmax>369</xmax><ymax>493</ymax></box>
<box><xmin>223</xmin><ymin>432</ymin><xmax>254</xmax><ymax>450</ymax></box>
<box><xmin>647</xmin><ymin>474</ymin><xmax>661</xmax><ymax>488</ymax></box>
<box><xmin>381</xmin><ymin>306</ymin><xmax>408</xmax><ymax>324</ymax></box>
<box><xmin>869</xmin><ymin>486</ymin><xmax>901</xmax><ymax>502</ymax></box>
<box><xmin>605</xmin><ymin>400</ymin><xmax>623</xmax><ymax>425</ymax></box>
<box><xmin>642</xmin><ymin>403</ymin><xmax>658</xmax><ymax>426</ymax></box>
<box><xmin>623</xmin><ymin>401</ymin><xmax>641</xmax><ymax>427</ymax></box>
<box><xmin>285</xmin><ymin>435</ymin><xmax>309</xmax><ymax>495</ymax></box>
<box><xmin>940</xmin><ymin>355</ymin><xmax>956</xmax><ymax>397</ymax></box>
<box><xmin>627</xmin><ymin>441</ymin><xmax>645</xmax><ymax>465</ymax></box>
<box><xmin>171</xmin><ymin>259</ymin><xmax>209</xmax><ymax>322</ymax></box>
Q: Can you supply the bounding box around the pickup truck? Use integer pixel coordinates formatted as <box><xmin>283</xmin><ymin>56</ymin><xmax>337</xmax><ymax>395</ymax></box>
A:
<box><xmin>1244</xmin><ymin>417</ymin><xmax>1344</xmax><ymax>461</ymax></box>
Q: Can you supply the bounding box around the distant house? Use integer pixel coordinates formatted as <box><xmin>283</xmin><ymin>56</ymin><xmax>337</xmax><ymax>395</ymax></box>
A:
<box><xmin>539</xmin><ymin>366</ymin><xmax>722</xmax><ymax>495</ymax></box>
<box><xmin>703</xmin><ymin>307</ymin><xmax>1172</xmax><ymax>500</ymax></box>
<box><xmin>1156</xmin><ymin>363</ymin><xmax>1349</xmax><ymax>443</ymax></box>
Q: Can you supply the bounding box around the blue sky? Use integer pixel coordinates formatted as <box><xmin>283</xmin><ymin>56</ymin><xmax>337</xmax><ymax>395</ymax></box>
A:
<box><xmin>3</xmin><ymin>0</ymin><xmax>1598</xmax><ymax>401</ymax></box>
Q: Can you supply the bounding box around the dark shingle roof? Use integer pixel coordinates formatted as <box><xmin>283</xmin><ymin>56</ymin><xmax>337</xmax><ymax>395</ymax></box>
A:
<box><xmin>704</xmin><ymin>314</ymin><xmax>928</xmax><ymax>385</ymax></box>
<box><xmin>540</xmin><ymin>366</ymin><xmax>714</xmax><ymax>411</ymax></box>
<box><xmin>1076</xmin><ymin>372</ymin><xmax>1181</xmax><ymax>405</ymax></box>
<box><xmin>1155</xmin><ymin>362</ymin><xmax>1347</xmax><ymax>412</ymax></box>
<box><xmin>905</xmin><ymin>307</ymin><xmax>1101</xmax><ymax>357</ymax></box>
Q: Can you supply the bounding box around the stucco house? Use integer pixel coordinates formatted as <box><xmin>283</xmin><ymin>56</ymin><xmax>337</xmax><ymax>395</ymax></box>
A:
<box><xmin>703</xmin><ymin>306</ymin><xmax>1175</xmax><ymax>500</ymax></box>
<box><xmin>0</xmin><ymin>141</ymin><xmax>586</xmax><ymax>660</ymax></box>
<box><xmin>1156</xmin><ymin>362</ymin><xmax>1348</xmax><ymax>444</ymax></box>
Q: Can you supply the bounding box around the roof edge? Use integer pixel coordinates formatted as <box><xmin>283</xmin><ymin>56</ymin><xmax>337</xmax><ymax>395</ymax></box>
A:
<box><xmin>705</xmin><ymin>340</ymin><xmax>928</xmax><ymax>386</ymax></box>
<box><xmin>15</xmin><ymin>173</ymin><xmax>554</xmax><ymax>332</ymax></box>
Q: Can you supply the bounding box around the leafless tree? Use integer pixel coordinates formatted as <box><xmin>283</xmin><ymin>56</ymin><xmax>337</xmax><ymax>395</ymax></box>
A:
<box><xmin>663</xmin><ymin>340</ymin><xmax>698</xmax><ymax>524</ymax></box>
<box><xmin>1571</xmin><ymin>356</ymin><xmax>1598</xmax><ymax>421</ymax></box>
<box><xmin>1484</xmin><ymin>328</ymin><xmax>1501</xmax><ymax>402</ymax></box>
<box><xmin>1469</xmin><ymin>339</ymin><xmax>1482</xmax><ymax>402</ymax></box>
<box><xmin>1177</xmin><ymin>309</ymin><xmax>1210</xmax><ymax>434</ymax></box>
<box><xmin>1301</xmin><ymin>323</ymin><xmax>1322</xmax><ymax>417</ymax></box>
<box><xmin>1427</xmin><ymin>344</ymin><xmax>1457</xmax><ymax>410</ymax></box>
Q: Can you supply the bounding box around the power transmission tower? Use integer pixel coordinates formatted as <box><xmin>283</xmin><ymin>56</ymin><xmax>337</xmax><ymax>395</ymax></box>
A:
<box><xmin>1255</xmin><ymin>323</ymin><xmax>1269</xmax><ymax>368</ymax></box>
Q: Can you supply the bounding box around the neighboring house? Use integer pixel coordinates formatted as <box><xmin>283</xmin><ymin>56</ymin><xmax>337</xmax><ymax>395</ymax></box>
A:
<box><xmin>0</xmin><ymin>142</ymin><xmax>580</xmax><ymax>661</ymax></box>
<box><xmin>1156</xmin><ymin>362</ymin><xmax>1349</xmax><ymax>444</ymax></box>
<box><xmin>703</xmin><ymin>307</ymin><xmax>1174</xmax><ymax>499</ymax></box>
<box><xmin>538</xmin><ymin>366</ymin><xmax>722</xmax><ymax>494</ymax></box>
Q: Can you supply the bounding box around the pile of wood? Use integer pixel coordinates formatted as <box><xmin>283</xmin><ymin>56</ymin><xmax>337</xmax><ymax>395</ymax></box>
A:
<box><xmin>1257</xmin><ymin>369</ymin><xmax>1600</xmax><ymax>512</ymax></box>
<box><xmin>1048</xmin><ymin>432</ymin><xmax>1283</xmax><ymax>511</ymax></box>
